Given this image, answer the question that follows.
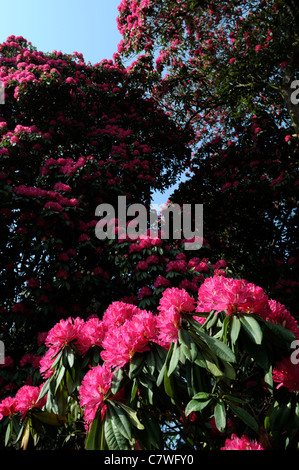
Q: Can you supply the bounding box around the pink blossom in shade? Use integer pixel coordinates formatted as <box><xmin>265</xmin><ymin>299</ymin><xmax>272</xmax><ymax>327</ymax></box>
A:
<box><xmin>272</xmin><ymin>357</ymin><xmax>299</xmax><ymax>393</ymax></box>
<box><xmin>15</xmin><ymin>385</ymin><xmax>47</xmax><ymax>419</ymax></box>
<box><xmin>53</xmin><ymin>182</ymin><xmax>71</xmax><ymax>192</ymax></box>
<box><xmin>79</xmin><ymin>364</ymin><xmax>114</xmax><ymax>424</ymax></box>
<box><xmin>196</xmin><ymin>275</ymin><xmax>271</xmax><ymax>318</ymax></box>
<box><xmin>285</xmin><ymin>135</ymin><xmax>291</xmax><ymax>142</ymax></box>
<box><xmin>267</xmin><ymin>300</ymin><xmax>299</xmax><ymax>339</ymax></box>
<box><xmin>221</xmin><ymin>434</ymin><xmax>264</xmax><ymax>450</ymax></box>
<box><xmin>44</xmin><ymin>201</ymin><xmax>63</xmax><ymax>212</ymax></box>
<box><xmin>0</xmin><ymin>396</ymin><xmax>18</xmax><ymax>420</ymax></box>
<box><xmin>26</xmin><ymin>278</ymin><xmax>40</xmax><ymax>288</ymax></box>
<box><xmin>45</xmin><ymin>317</ymin><xmax>85</xmax><ymax>352</ymax></box>
<box><xmin>139</xmin><ymin>286</ymin><xmax>153</xmax><ymax>299</ymax></box>
<box><xmin>136</xmin><ymin>260</ymin><xmax>149</xmax><ymax>271</ymax></box>
<box><xmin>0</xmin><ymin>356</ymin><xmax>14</xmax><ymax>368</ymax></box>
<box><xmin>166</xmin><ymin>260</ymin><xmax>187</xmax><ymax>273</ymax></box>
<box><xmin>153</xmin><ymin>275</ymin><xmax>172</xmax><ymax>289</ymax></box>
<box><xmin>20</xmin><ymin>354</ymin><xmax>41</xmax><ymax>369</ymax></box>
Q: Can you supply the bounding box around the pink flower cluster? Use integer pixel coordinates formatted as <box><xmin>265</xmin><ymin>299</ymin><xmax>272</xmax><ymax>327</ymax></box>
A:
<box><xmin>39</xmin><ymin>316</ymin><xmax>107</xmax><ymax>378</ymax></box>
<box><xmin>0</xmin><ymin>385</ymin><xmax>46</xmax><ymax>420</ymax></box>
<box><xmin>37</xmin><ymin>275</ymin><xmax>299</xmax><ymax>383</ymax></box>
<box><xmin>196</xmin><ymin>274</ymin><xmax>271</xmax><ymax>318</ymax></box>
<box><xmin>221</xmin><ymin>433</ymin><xmax>264</xmax><ymax>450</ymax></box>
<box><xmin>272</xmin><ymin>357</ymin><xmax>299</xmax><ymax>393</ymax></box>
<box><xmin>78</xmin><ymin>364</ymin><xmax>114</xmax><ymax>424</ymax></box>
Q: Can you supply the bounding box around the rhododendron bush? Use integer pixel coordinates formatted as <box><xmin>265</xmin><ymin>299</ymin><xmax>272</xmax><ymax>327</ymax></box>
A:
<box><xmin>1</xmin><ymin>274</ymin><xmax>298</xmax><ymax>450</ymax></box>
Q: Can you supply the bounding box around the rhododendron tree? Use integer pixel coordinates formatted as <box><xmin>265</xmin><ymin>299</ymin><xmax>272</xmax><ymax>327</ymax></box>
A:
<box><xmin>0</xmin><ymin>34</ymin><xmax>190</xmax><ymax>399</ymax></box>
<box><xmin>116</xmin><ymin>0</ymin><xmax>299</xmax><ymax>313</ymax></box>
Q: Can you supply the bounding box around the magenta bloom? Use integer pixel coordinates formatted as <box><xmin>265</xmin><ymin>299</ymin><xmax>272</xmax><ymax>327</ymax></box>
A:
<box><xmin>272</xmin><ymin>356</ymin><xmax>299</xmax><ymax>392</ymax></box>
<box><xmin>156</xmin><ymin>306</ymin><xmax>182</xmax><ymax>347</ymax></box>
<box><xmin>196</xmin><ymin>275</ymin><xmax>270</xmax><ymax>317</ymax></box>
<box><xmin>45</xmin><ymin>317</ymin><xmax>85</xmax><ymax>351</ymax></box>
<box><xmin>101</xmin><ymin>317</ymin><xmax>156</xmax><ymax>369</ymax></box>
<box><xmin>221</xmin><ymin>433</ymin><xmax>264</xmax><ymax>450</ymax></box>
<box><xmin>39</xmin><ymin>347</ymin><xmax>58</xmax><ymax>378</ymax></box>
<box><xmin>158</xmin><ymin>288</ymin><xmax>195</xmax><ymax>315</ymax></box>
<box><xmin>0</xmin><ymin>396</ymin><xmax>18</xmax><ymax>420</ymax></box>
<box><xmin>102</xmin><ymin>302</ymin><xmax>140</xmax><ymax>328</ymax></box>
<box><xmin>267</xmin><ymin>300</ymin><xmax>299</xmax><ymax>338</ymax></box>
<box><xmin>155</xmin><ymin>288</ymin><xmax>195</xmax><ymax>347</ymax></box>
<box><xmin>78</xmin><ymin>317</ymin><xmax>107</xmax><ymax>355</ymax></box>
<box><xmin>79</xmin><ymin>364</ymin><xmax>114</xmax><ymax>424</ymax></box>
<box><xmin>15</xmin><ymin>385</ymin><xmax>46</xmax><ymax>419</ymax></box>
<box><xmin>101</xmin><ymin>305</ymin><xmax>158</xmax><ymax>369</ymax></box>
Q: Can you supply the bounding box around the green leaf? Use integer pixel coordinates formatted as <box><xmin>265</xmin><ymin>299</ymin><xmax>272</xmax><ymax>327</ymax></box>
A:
<box><xmin>145</xmin><ymin>348</ymin><xmax>156</xmax><ymax>375</ymax></box>
<box><xmin>214</xmin><ymin>400</ymin><xmax>226</xmax><ymax>432</ymax></box>
<box><xmin>108</xmin><ymin>402</ymin><xmax>132</xmax><ymax>441</ymax></box>
<box><xmin>32</xmin><ymin>411</ymin><xmax>66</xmax><ymax>427</ymax></box>
<box><xmin>85</xmin><ymin>415</ymin><xmax>103</xmax><ymax>450</ymax></box>
<box><xmin>228</xmin><ymin>403</ymin><xmax>259</xmax><ymax>434</ymax></box>
<box><xmin>111</xmin><ymin>367</ymin><xmax>125</xmax><ymax>395</ymax></box>
<box><xmin>230</xmin><ymin>316</ymin><xmax>241</xmax><ymax>344</ymax></box>
<box><xmin>190</xmin><ymin>321</ymin><xmax>236</xmax><ymax>363</ymax></box>
<box><xmin>168</xmin><ymin>340</ymin><xmax>180</xmax><ymax>376</ymax></box>
<box><xmin>157</xmin><ymin>341</ymin><xmax>174</xmax><ymax>387</ymax></box>
<box><xmin>263</xmin><ymin>320</ymin><xmax>295</xmax><ymax>344</ymax></box>
<box><xmin>67</xmin><ymin>347</ymin><xmax>75</xmax><ymax>368</ymax></box>
<box><xmin>240</xmin><ymin>316</ymin><xmax>263</xmax><ymax>344</ymax></box>
<box><xmin>116</xmin><ymin>402</ymin><xmax>144</xmax><ymax>430</ymax></box>
<box><xmin>179</xmin><ymin>328</ymin><xmax>198</xmax><ymax>362</ymax></box>
<box><xmin>104</xmin><ymin>413</ymin><xmax>129</xmax><ymax>450</ymax></box>
<box><xmin>138</xmin><ymin>413</ymin><xmax>161</xmax><ymax>448</ymax></box>
<box><xmin>185</xmin><ymin>398</ymin><xmax>212</xmax><ymax>416</ymax></box>
<box><xmin>5</xmin><ymin>420</ymin><xmax>13</xmax><ymax>447</ymax></box>
<box><xmin>129</xmin><ymin>352</ymin><xmax>145</xmax><ymax>379</ymax></box>
<box><xmin>264</xmin><ymin>366</ymin><xmax>273</xmax><ymax>392</ymax></box>
<box><xmin>55</xmin><ymin>364</ymin><xmax>66</xmax><ymax>393</ymax></box>
<box><xmin>192</xmin><ymin>392</ymin><xmax>211</xmax><ymax>400</ymax></box>
<box><xmin>164</xmin><ymin>366</ymin><xmax>175</xmax><ymax>398</ymax></box>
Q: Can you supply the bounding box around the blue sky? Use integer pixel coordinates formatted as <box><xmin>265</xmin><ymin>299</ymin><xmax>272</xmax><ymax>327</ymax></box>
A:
<box><xmin>0</xmin><ymin>0</ymin><xmax>122</xmax><ymax>65</ymax></box>
<box><xmin>0</xmin><ymin>0</ymin><xmax>182</xmax><ymax>207</ymax></box>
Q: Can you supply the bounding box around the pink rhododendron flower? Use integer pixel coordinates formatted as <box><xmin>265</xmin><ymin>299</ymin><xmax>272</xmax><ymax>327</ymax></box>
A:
<box><xmin>15</xmin><ymin>385</ymin><xmax>46</xmax><ymax>418</ymax></box>
<box><xmin>267</xmin><ymin>300</ymin><xmax>299</xmax><ymax>338</ymax></box>
<box><xmin>272</xmin><ymin>356</ymin><xmax>299</xmax><ymax>392</ymax></box>
<box><xmin>221</xmin><ymin>433</ymin><xmax>264</xmax><ymax>450</ymax></box>
<box><xmin>156</xmin><ymin>306</ymin><xmax>182</xmax><ymax>347</ymax></box>
<box><xmin>101</xmin><ymin>310</ymin><xmax>157</xmax><ymax>369</ymax></box>
<box><xmin>78</xmin><ymin>317</ymin><xmax>107</xmax><ymax>355</ymax></box>
<box><xmin>45</xmin><ymin>317</ymin><xmax>85</xmax><ymax>351</ymax></box>
<box><xmin>79</xmin><ymin>364</ymin><xmax>114</xmax><ymax>424</ymax></box>
<box><xmin>39</xmin><ymin>347</ymin><xmax>58</xmax><ymax>378</ymax></box>
<box><xmin>196</xmin><ymin>275</ymin><xmax>270</xmax><ymax>318</ymax></box>
<box><xmin>156</xmin><ymin>288</ymin><xmax>196</xmax><ymax>347</ymax></box>
<box><xmin>0</xmin><ymin>396</ymin><xmax>18</xmax><ymax>420</ymax></box>
<box><xmin>102</xmin><ymin>302</ymin><xmax>141</xmax><ymax>328</ymax></box>
<box><xmin>158</xmin><ymin>288</ymin><xmax>195</xmax><ymax>315</ymax></box>
<box><xmin>153</xmin><ymin>275</ymin><xmax>172</xmax><ymax>288</ymax></box>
